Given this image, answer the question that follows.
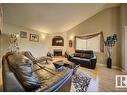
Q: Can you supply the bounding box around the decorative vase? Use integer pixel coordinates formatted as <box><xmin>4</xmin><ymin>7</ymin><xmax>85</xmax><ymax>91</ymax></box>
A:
<box><xmin>107</xmin><ymin>57</ymin><xmax>112</xmax><ymax>68</ymax></box>
<box><xmin>105</xmin><ymin>34</ymin><xmax>117</xmax><ymax>69</ymax></box>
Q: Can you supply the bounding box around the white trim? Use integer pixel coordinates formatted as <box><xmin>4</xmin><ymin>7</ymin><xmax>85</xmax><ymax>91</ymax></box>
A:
<box><xmin>125</xmin><ymin>26</ymin><xmax>127</xmax><ymax>72</ymax></box>
<box><xmin>98</xmin><ymin>63</ymin><xmax>127</xmax><ymax>74</ymax></box>
<box><xmin>121</xmin><ymin>69</ymin><xmax>127</xmax><ymax>74</ymax></box>
<box><xmin>97</xmin><ymin>63</ymin><xmax>106</xmax><ymax>66</ymax></box>
<box><xmin>97</xmin><ymin>63</ymin><xmax>121</xmax><ymax>70</ymax></box>
<box><xmin>112</xmin><ymin>66</ymin><xmax>121</xmax><ymax>70</ymax></box>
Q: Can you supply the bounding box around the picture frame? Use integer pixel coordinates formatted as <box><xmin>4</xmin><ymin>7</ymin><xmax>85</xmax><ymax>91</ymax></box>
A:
<box><xmin>69</xmin><ymin>40</ymin><xmax>72</xmax><ymax>47</ymax></box>
<box><xmin>20</xmin><ymin>31</ymin><xmax>27</xmax><ymax>38</ymax></box>
<box><xmin>29</xmin><ymin>34</ymin><xmax>39</xmax><ymax>42</ymax></box>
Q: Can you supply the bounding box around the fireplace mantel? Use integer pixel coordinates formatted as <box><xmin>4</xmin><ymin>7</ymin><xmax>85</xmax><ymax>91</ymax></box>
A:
<box><xmin>48</xmin><ymin>32</ymin><xmax>67</xmax><ymax>57</ymax></box>
<box><xmin>52</xmin><ymin>36</ymin><xmax>64</xmax><ymax>46</ymax></box>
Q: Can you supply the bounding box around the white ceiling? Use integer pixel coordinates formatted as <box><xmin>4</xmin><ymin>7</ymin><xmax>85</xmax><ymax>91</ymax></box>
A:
<box><xmin>3</xmin><ymin>3</ymin><xmax>119</xmax><ymax>34</ymax></box>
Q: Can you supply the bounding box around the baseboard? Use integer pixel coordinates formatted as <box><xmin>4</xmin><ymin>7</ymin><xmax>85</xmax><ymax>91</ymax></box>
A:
<box><xmin>97</xmin><ymin>63</ymin><xmax>106</xmax><ymax>67</ymax></box>
<box><xmin>97</xmin><ymin>63</ymin><xmax>127</xmax><ymax>74</ymax></box>
<box><xmin>121</xmin><ymin>69</ymin><xmax>127</xmax><ymax>74</ymax></box>
<box><xmin>97</xmin><ymin>63</ymin><xmax>121</xmax><ymax>70</ymax></box>
<box><xmin>112</xmin><ymin>66</ymin><xmax>121</xmax><ymax>70</ymax></box>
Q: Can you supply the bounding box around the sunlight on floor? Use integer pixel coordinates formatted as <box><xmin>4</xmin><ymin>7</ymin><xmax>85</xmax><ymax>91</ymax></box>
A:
<box><xmin>78</xmin><ymin>64</ymin><xmax>127</xmax><ymax>92</ymax></box>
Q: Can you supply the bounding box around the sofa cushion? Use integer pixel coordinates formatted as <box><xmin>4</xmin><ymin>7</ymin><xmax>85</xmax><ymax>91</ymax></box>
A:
<box><xmin>6</xmin><ymin>53</ymin><xmax>41</xmax><ymax>91</ymax></box>
<box><xmin>14</xmin><ymin>63</ymin><xmax>41</xmax><ymax>91</ymax></box>
<box><xmin>74</xmin><ymin>53</ymin><xmax>81</xmax><ymax>57</ymax></box>
<box><xmin>81</xmin><ymin>53</ymin><xmax>93</xmax><ymax>59</ymax></box>
<box><xmin>72</xmin><ymin>57</ymin><xmax>90</xmax><ymax>61</ymax></box>
<box><xmin>75</xmin><ymin>50</ymin><xmax>93</xmax><ymax>54</ymax></box>
<box><xmin>7</xmin><ymin>53</ymin><xmax>33</xmax><ymax>68</ymax></box>
<box><xmin>75</xmin><ymin>50</ymin><xmax>94</xmax><ymax>58</ymax></box>
<box><xmin>35</xmin><ymin>68</ymin><xmax>72</xmax><ymax>91</ymax></box>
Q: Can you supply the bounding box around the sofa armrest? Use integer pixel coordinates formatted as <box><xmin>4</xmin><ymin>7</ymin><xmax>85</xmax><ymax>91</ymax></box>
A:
<box><xmin>69</xmin><ymin>54</ymin><xmax>74</xmax><ymax>58</ymax></box>
<box><xmin>2</xmin><ymin>56</ymin><xmax>25</xmax><ymax>92</ymax></box>
<box><xmin>3</xmin><ymin>72</ymin><xmax>25</xmax><ymax>92</ymax></box>
<box><xmin>90</xmin><ymin>56</ymin><xmax>96</xmax><ymax>60</ymax></box>
<box><xmin>89</xmin><ymin>56</ymin><xmax>97</xmax><ymax>69</ymax></box>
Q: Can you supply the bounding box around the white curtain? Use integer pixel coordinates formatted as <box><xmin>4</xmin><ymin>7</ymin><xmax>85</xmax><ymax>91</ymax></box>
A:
<box><xmin>76</xmin><ymin>38</ymin><xmax>86</xmax><ymax>50</ymax></box>
<box><xmin>76</xmin><ymin>35</ymin><xmax>100</xmax><ymax>52</ymax></box>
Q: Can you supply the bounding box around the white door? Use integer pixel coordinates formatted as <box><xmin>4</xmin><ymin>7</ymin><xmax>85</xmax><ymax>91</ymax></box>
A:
<box><xmin>125</xmin><ymin>26</ymin><xmax>127</xmax><ymax>71</ymax></box>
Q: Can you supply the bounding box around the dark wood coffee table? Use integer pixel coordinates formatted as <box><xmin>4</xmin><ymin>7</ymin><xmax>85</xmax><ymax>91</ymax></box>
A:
<box><xmin>53</xmin><ymin>60</ymin><xmax>76</xmax><ymax>69</ymax></box>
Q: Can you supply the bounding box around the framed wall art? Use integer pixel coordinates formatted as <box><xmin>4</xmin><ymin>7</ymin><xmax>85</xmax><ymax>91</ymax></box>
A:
<box><xmin>29</xmin><ymin>34</ymin><xmax>39</xmax><ymax>42</ymax></box>
<box><xmin>20</xmin><ymin>31</ymin><xmax>27</xmax><ymax>38</ymax></box>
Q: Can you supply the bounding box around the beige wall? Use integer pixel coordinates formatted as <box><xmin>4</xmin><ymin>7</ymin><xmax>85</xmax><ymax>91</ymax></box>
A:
<box><xmin>0</xmin><ymin>22</ymin><xmax>50</xmax><ymax>91</ymax></box>
<box><xmin>1</xmin><ymin>23</ymin><xmax>49</xmax><ymax>58</ymax></box>
<box><xmin>66</xmin><ymin>6</ymin><xmax>121</xmax><ymax>67</ymax></box>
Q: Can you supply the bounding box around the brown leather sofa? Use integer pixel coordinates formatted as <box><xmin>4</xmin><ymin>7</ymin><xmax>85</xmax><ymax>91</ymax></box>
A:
<box><xmin>2</xmin><ymin>51</ymin><xmax>74</xmax><ymax>92</ymax></box>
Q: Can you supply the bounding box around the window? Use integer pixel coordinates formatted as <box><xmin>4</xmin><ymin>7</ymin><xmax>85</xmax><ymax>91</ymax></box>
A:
<box><xmin>76</xmin><ymin>38</ymin><xmax>87</xmax><ymax>50</ymax></box>
<box><xmin>75</xmin><ymin>32</ymin><xmax>104</xmax><ymax>52</ymax></box>
<box><xmin>87</xmin><ymin>35</ymin><xmax>100</xmax><ymax>52</ymax></box>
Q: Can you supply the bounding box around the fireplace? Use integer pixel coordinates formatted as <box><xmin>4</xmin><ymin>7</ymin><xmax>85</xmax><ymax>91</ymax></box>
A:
<box><xmin>54</xmin><ymin>49</ymin><xmax>62</xmax><ymax>56</ymax></box>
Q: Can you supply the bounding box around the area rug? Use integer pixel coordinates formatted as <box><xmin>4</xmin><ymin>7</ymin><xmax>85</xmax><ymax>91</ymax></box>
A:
<box><xmin>71</xmin><ymin>70</ymin><xmax>91</xmax><ymax>92</ymax></box>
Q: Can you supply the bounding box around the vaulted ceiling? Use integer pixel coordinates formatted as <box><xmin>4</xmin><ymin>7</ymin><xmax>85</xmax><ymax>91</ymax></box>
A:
<box><xmin>3</xmin><ymin>3</ymin><xmax>119</xmax><ymax>34</ymax></box>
